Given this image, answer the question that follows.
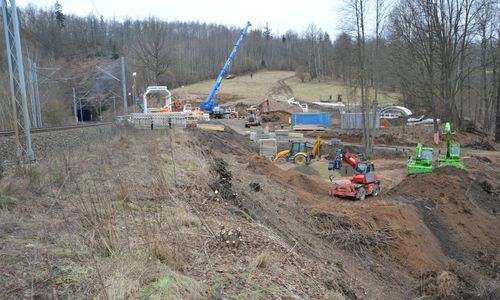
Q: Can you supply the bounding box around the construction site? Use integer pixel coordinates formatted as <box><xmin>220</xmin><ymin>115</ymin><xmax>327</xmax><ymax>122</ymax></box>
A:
<box><xmin>1</xmin><ymin>1</ymin><xmax>500</xmax><ymax>299</ymax></box>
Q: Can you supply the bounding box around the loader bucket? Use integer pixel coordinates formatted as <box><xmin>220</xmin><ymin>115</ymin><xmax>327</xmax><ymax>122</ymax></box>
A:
<box><xmin>407</xmin><ymin>159</ymin><xmax>433</xmax><ymax>175</ymax></box>
<box><xmin>437</xmin><ymin>157</ymin><xmax>465</xmax><ymax>169</ymax></box>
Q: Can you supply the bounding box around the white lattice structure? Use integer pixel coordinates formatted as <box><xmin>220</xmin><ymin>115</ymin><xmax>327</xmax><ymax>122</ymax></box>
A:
<box><xmin>143</xmin><ymin>86</ymin><xmax>171</xmax><ymax>113</ymax></box>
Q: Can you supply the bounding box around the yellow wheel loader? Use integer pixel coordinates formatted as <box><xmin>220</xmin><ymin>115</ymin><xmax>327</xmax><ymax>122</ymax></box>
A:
<box><xmin>272</xmin><ymin>136</ymin><xmax>321</xmax><ymax>165</ymax></box>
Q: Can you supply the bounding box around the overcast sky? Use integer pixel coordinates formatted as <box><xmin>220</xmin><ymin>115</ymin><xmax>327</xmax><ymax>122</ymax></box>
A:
<box><xmin>16</xmin><ymin>0</ymin><xmax>344</xmax><ymax>37</ymax></box>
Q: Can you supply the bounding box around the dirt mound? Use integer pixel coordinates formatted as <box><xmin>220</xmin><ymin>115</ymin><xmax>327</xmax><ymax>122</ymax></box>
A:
<box><xmin>247</xmin><ymin>156</ymin><xmax>330</xmax><ymax>197</ymax></box>
<box><xmin>261</xmin><ymin>110</ymin><xmax>290</xmax><ymax>124</ymax></box>
<box><xmin>386</xmin><ymin>167</ymin><xmax>499</xmax><ymax>275</ymax></box>
<box><xmin>234</xmin><ymin>102</ymin><xmax>251</xmax><ymax>116</ymax></box>
<box><xmin>388</xmin><ymin>167</ymin><xmax>467</xmax><ymax>198</ymax></box>
<box><xmin>286</xmin><ymin>173</ymin><xmax>329</xmax><ymax>195</ymax></box>
<box><xmin>188</xmin><ymin>125</ymin><xmax>258</xmax><ymax>156</ymax></box>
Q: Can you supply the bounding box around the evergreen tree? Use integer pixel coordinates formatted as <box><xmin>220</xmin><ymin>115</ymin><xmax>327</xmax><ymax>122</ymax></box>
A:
<box><xmin>54</xmin><ymin>1</ymin><xmax>65</xmax><ymax>28</ymax></box>
<box><xmin>263</xmin><ymin>22</ymin><xmax>272</xmax><ymax>40</ymax></box>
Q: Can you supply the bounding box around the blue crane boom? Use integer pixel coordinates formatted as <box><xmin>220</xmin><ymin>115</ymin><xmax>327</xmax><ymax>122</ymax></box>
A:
<box><xmin>199</xmin><ymin>21</ymin><xmax>251</xmax><ymax>113</ymax></box>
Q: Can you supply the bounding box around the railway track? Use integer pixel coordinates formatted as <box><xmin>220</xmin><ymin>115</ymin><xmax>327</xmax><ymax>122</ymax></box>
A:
<box><xmin>0</xmin><ymin>122</ymin><xmax>114</xmax><ymax>137</ymax></box>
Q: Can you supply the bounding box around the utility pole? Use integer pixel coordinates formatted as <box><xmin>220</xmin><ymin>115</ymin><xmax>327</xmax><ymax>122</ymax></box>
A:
<box><xmin>27</xmin><ymin>58</ymin><xmax>42</xmax><ymax>128</ymax></box>
<box><xmin>32</xmin><ymin>62</ymin><xmax>42</xmax><ymax>128</ymax></box>
<box><xmin>113</xmin><ymin>94</ymin><xmax>116</xmax><ymax>117</ymax></box>
<box><xmin>2</xmin><ymin>0</ymin><xmax>35</xmax><ymax>161</ymax></box>
<box><xmin>72</xmin><ymin>88</ymin><xmax>78</xmax><ymax>123</ymax></box>
<box><xmin>121</xmin><ymin>56</ymin><xmax>128</xmax><ymax>114</ymax></box>
<box><xmin>132</xmin><ymin>72</ymin><xmax>137</xmax><ymax>112</ymax></box>
<box><xmin>27</xmin><ymin>58</ymin><xmax>38</xmax><ymax>128</ymax></box>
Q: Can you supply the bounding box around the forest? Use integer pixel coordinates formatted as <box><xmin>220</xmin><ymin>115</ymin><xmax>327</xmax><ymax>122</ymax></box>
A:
<box><xmin>0</xmin><ymin>0</ymin><xmax>498</xmax><ymax>141</ymax></box>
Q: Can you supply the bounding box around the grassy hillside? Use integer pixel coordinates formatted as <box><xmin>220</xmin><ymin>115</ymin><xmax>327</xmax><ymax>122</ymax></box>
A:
<box><xmin>173</xmin><ymin>70</ymin><xmax>401</xmax><ymax>104</ymax></box>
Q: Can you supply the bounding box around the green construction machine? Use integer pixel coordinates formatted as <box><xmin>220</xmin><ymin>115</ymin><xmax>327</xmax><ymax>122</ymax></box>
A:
<box><xmin>438</xmin><ymin>122</ymin><xmax>465</xmax><ymax>169</ymax></box>
<box><xmin>407</xmin><ymin>143</ymin><xmax>434</xmax><ymax>175</ymax></box>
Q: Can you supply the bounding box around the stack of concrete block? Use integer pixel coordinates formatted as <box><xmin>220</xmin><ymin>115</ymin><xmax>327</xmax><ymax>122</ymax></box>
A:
<box><xmin>255</xmin><ymin>131</ymin><xmax>270</xmax><ymax>141</ymax></box>
<box><xmin>130</xmin><ymin>113</ymin><xmax>187</xmax><ymax>129</ymax></box>
<box><xmin>259</xmin><ymin>138</ymin><xmax>277</xmax><ymax>160</ymax></box>
<box><xmin>250</xmin><ymin>128</ymin><xmax>271</xmax><ymax>142</ymax></box>
<box><xmin>274</xmin><ymin>130</ymin><xmax>289</xmax><ymax>143</ymax></box>
<box><xmin>288</xmin><ymin>132</ymin><xmax>304</xmax><ymax>141</ymax></box>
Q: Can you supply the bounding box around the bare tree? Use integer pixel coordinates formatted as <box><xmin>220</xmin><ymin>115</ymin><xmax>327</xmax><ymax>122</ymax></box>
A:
<box><xmin>370</xmin><ymin>0</ymin><xmax>389</xmax><ymax>152</ymax></box>
<box><xmin>390</xmin><ymin>0</ymin><xmax>487</xmax><ymax>140</ymax></box>
<box><xmin>132</xmin><ymin>18</ymin><xmax>174</xmax><ymax>86</ymax></box>
<box><xmin>347</xmin><ymin>0</ymin><xmax>373</xmax><ymax>155</ymax></box>
<box><xmin>333</xmin><ymin>33</ymin><xmax>354</xmax><ymax>84</ymax></box>
<box><xmin>305</xmin><ymin>24</ymin><xmax>322</xmax><ymax>80</ymax></box>
<box><xmin>496</xmin><ymin>40</ymin><xmax>500</xmax><ymax>141</ymax></box>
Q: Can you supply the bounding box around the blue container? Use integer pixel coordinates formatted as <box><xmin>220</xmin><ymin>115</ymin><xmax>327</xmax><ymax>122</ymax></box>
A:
<box><xmin>291</xmin><ymin>112</ymin><xmax>330</xmax><ymax>128</ymax></box>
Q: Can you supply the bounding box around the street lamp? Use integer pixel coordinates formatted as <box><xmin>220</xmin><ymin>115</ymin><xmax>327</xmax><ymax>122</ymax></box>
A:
<box><xmin>132</xmin><ymin>72</ymin><xmax>137</xmax><ymax>112</ymax></box>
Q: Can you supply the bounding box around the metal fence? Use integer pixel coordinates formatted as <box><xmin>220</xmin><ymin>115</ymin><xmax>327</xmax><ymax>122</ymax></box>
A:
<box><xmin>340</xmin><ymin>112</ymin><xmax>380</xmax><ymax>129</ymax></box>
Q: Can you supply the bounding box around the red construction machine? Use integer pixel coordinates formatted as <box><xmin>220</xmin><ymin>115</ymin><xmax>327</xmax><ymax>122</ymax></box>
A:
<box><xmin>328</xmin><ymin>148</ymin><xmax>380</xmax><ymax>200</ymax></box>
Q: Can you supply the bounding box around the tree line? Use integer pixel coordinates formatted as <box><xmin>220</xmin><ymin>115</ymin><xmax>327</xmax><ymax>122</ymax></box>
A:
<box><xmin>0</xmin><ymin>1</ymin><xmax>498</xmax><ymax>142</ymax></box>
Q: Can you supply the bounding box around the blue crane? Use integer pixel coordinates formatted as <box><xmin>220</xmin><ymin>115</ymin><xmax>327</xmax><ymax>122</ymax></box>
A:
<box><xmin>199</xmin><ymin>21</ymin><xmax>251</xmax><ymax>116</ymax></box>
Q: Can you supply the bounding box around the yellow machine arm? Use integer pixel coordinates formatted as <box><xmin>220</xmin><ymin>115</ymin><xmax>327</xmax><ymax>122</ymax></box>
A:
<box><xmin>273</xmin><ymin>150</ymin><xmax>290</xmax><ymax>161</ymax></box>
<box><xmin>311</xmin><ymin>136</ymin><xmax>321</xmax><ymax>159</ymax></box>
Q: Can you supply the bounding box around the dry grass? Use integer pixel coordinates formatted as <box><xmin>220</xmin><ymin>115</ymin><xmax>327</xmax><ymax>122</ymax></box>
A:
<box><xmin>473</xmin><ymin>279</ymin><xmax>500</xmax><ymax>300</ymax></box>
<box><xmin>172</xmin><ymin>70</ymin><xmax>401</xmax><ymax>104</ymax></box>
<box><xmin>420</xmin><ymin>271</ymin><xmax>463</xmax><ymax>300</ymax></box>
<box><xmin>285</xmin><ymin>75</ymin><xmax>401</xmax><ymax>104</ymax></box>
<box><xmin>323</xmin><ymin>291</ymin><xmax>346</xmax><ymax>300</ymax></box>
<box><xmin>173</xmin><ymin>70</ymin><xmax>287</xmax><ymax>99</ymax></box>
<box><xmin>167</xmin><ymin>206</ymin><xmax>201</xmax><ymax>229</ymax></box>
<box><xmin>139</xmin><ymin>271</ymin><xmax>203</xmax><ymax>300</ymax></box>
<box><xmin>0</xmin><ymin>129</ymin><xmax>216</xmax><ymax>299</ymax></box>
<box><xmin>252</xmin><ymin>251</ymin><xmax>271</xmax><ymax>269</ymax></box>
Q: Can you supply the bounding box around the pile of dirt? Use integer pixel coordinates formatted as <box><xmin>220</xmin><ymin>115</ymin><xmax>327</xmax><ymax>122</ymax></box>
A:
<box><xmin>387</xmin><ymin>168</ymin><xmax>499</xmax><ymax>274</ymax></box>
<box><xmin>261</xmin><ymin>110</ymin><xmax>290</xmax><ymax>124</ymax></box>
<box><xmin>247</xmin><ymin>156</ymin><xmax>330</xmax><ymax>196</ymax></box>
<box><xmin>286</xmin><ymin>173</ymin><xmax>330</xmax><ymax>194</ymax></box>
<box><xmin>234</xmin><ymin>102</ymin><xmax>251</xmax><ymax>116</ymax></box>
<box><xmin>188</xmin><ymin>125</ymin><xmax>258</xmax><ymax>156</ymax></box>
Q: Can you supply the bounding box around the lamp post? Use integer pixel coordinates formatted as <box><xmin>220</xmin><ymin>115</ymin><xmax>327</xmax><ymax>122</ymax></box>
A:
<box><xmin>132</xmin><ymin>72</ymin><xmax>137</xmax><ymax>100</ymax></box>
<box><xmin>132</xmin><ymin>72</ymin><xmax>137</xmax><ymax>112</ymax></box>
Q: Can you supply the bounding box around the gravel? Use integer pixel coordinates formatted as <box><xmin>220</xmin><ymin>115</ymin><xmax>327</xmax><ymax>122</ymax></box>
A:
<box><xmin>0</xmin><ymin>124</ymin><xmax>119</xmax><ymax>165</ymax></box>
